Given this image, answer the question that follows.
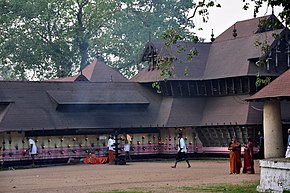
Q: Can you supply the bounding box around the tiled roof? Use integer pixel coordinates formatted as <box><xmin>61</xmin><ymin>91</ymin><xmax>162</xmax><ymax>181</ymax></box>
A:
<box><xmin>133</xmin><ymin>15</ymin><xmax>287</xmax><ymax>82</ymax></box>
<box><xmin>203</xmin><ymin>29</ymin><xmax>284</xmax><ymax>79</ymax></box>
<box><xmin>201</xmin><ymin>95</ymin><xmax>263</xmax><ymax>125</ymax></box>
<box><xmin>1</xmin><ymin>15</ymin><xmax>290</xmax><ymax>133</ymax></box>
<box><xmin>131</xmin><ymin>41</ymin><xmax>211</xmax><ymax>82</ymax></box>
<box><xmin>0</xmin><ymin>80</ymin><xmax>269</xmax><ymax>132</ymax></box>
<box><xmin>0</xmin><ymin>81</ymin><xmax>159</xmax><ymax>131</ymax></box>
<box><xmin>213</xmin><ymin>16</ymin><xmax>269</xmax><ymax>43</ymax></box>
<box><xmin>49</xmin><ymin>60</ymin><xmax>128</xmax><ymax>82</ymax></box>
<box><xmin>247</xmin><ymin>68</ymin><xmax>290</xmax><ymax>101</ymax></box>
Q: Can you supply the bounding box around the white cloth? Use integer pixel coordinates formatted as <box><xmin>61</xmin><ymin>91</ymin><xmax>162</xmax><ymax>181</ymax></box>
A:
<box><xmin>29</xmin><ymin>139</ymin><xmax>37</xmax><ymax>155</ymax></box>
<box><xmin>286</xmin><ymin>148</ymin><xmax>290</xmax><ymax>158</ymax></box>
<box><xmin>178</xmin><ymin>138</ymin><xmax>187</xmax><ymax>153</ymax></box>
<box><xmin>124</xmin><ymin>144</ymin><xmax>130</xmax><ymax>152</ymax></box>
<box><xmin>286</xmin><ymin>135</ymin><xmax>290</xmax><ymax>158</ymax></box>
<box><xmin>107</xmin><ymin>138</ymin><xmax>115</xmax><ymax>151</ymax></box>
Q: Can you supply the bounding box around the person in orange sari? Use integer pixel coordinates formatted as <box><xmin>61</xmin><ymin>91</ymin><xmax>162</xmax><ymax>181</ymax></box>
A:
<box><xmin>243</xmin><ymin>137</ymin><xmax>255</xmax><ymax>174</ymax></box>
<box><xmin>228</xmin><ymin>136</ymin><xmax>242</xmax><ymax>174</ymax></box>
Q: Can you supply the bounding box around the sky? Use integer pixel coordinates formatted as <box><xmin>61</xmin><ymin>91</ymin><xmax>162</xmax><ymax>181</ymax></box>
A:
<box><xmin>193</xmin><ymin>0</ymin><xmax>284</xmax><ymax>41</ymax></box>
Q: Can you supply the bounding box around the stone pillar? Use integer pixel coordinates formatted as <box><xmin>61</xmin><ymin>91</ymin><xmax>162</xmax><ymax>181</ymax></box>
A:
<box><xmin>263</xmin><ymin>99</ymin><xmax>284</xmax><ymax>158</ymax></box>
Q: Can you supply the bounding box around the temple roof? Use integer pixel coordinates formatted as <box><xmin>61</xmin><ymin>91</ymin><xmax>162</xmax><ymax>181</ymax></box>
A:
<box><xmin>131</xmin><ymin>41</ymin><xmax>211</xmax><ymax>82</ymax></box>
<box><xmin>0</xmin><ymin>80</ymin><xmax>269</xmax><ymax>132</ymax></box>
<box><xmin>0</xmin><ymin>81</ymin><xmax>160</xmax><ymax>131</ymax></box>
<box><xmin>203</xmin><ymin>28</ymin><xmax>286</xmax><ymax>79</ymax></box>
<box><xmin>1</xmin><ymin>15</ymin><xmax>290</xmax><ymax>133</ymax></box>
<box><xmin>132</xmin><ymin>15</ymin><xmax>288</xmax><ymax>83</ymax></box>
<box><xmin>246</xmin><ymin>68</ymin><xmax>290</xmax><ymax>101</ymax></box>
<box><xmin>201</xmin><ymin>95</ymin><xmax>263</xmax><ymax>126</ymax></box>
<box><xmin>49</xmin><ymin>59</ymin><xmax>128</xmax><ymax>82</ymax></box>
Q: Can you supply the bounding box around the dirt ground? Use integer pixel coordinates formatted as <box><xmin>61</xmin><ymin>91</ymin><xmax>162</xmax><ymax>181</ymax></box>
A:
<box><xmin>0</xmin><ymin>160</ymin><xmax>260</xmax><ymax>193</ymax></box>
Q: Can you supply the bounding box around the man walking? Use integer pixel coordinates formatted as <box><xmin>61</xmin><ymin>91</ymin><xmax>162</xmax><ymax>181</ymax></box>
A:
<box><xmin>171</xmin><ymin>133</ymin><xmax>191</xmax><ymax>168</ymax></box>
<box><xmin>28</xmin><ymin>138</ymin><xmax>37</xmax><ymax>167</ymax></box>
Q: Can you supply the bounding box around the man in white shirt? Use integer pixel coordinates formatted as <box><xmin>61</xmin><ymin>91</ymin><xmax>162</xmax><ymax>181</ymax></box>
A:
<box><xmin>28</xmin><ymin>138</ymin><xmax>37</xmax><ymax>166</ymax></box>
<box><xmin>107</xmin><ymin>135</ymin><xmax>116</xmax><ymax>164</ymax></box>
<box><xmin>171</xmin><ymin>133</ymin><xmax>191</xmax><ymax>168</ymax></box>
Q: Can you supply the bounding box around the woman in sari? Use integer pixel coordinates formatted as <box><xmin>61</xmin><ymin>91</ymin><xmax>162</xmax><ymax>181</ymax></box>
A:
<box><xmin>243</xmin><ymin>137</ymin><xmax>255</xmax><ymax>174</ymax></box>
<box><xmin>228</xmin><ymin>136</ymin><xmax>242</xmax><ymax>174</ymax></box>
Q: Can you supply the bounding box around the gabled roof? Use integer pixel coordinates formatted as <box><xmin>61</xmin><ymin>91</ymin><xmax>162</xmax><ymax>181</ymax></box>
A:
<box><xmin>0</xmin><ymin>81</ymin><xmax>164</xmax><ymax>131</ymax></box>
<box><xmin>49</xmin><ymin>60</ymin><xmax>128</xmax><ymax>82</ymax></box>
<box><xmin>0</xmin><ymin>79</ymin><xmax>268</xmax><ymax>132</ymax></box>
<box><xmin>203</xmin><ymin>15</ymin><xmax>286</xmax><ymax>79</ymax></box>
<box><xmin>131</xmin><ymin>40</ymin><xmax>211</xmax><ymax>82</ymax></box>
<box><xmin>163</xmin><ymin>97</ymin><xmax>206</xmax><ymax>127</ymax></box>
<box><xmin>213</xmin><ymin>15</ymin><xmax>280</xmax><ymax>43</ymax></box>
<box><xmin>200</xmin><ymin>95</ymin><xmax>263</xmax><ymax>125</ymax></box>
<box><xmin>246</xmin><ymin>68</ymin><xmax>290</xmax><ymax>101</ymax></box>
<box><xmin>203</xmin><ymin>28</ymin><xmax>286</xmax><ymax>79</ymax></box>
<box><xmin>133</xmin><ymin>15</ymin><xmax>288</xmax><ymax>82</ymax></box>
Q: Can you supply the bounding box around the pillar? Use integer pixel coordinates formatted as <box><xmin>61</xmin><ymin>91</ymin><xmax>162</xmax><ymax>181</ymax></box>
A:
<box><xmin>263</xmin><ymin>99</ymin><xmax>284</xmax><ymax>158</ymax></box>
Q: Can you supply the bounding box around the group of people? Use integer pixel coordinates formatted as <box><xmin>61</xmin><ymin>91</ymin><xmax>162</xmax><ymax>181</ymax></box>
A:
<box><xmin>25</xmin><ymin>133</ymin><xmax>268</xmax><ymax>174</ymax></box>
<box><xmin>228</xmin><ymin>136</ymin><xmax>255</xmax><ymax>174</ymax></box>
<box><xmin>25</xmin><ymin>134</ymin><xmax>257</xmax><ymax>173</ymax></box>
<box><xmin>171</xmin><ymin>134</ymin><xmax>256</xmax><ymax>173</ymax></box>
<box><xmin>107</xmin><ymin>133</ymin><xmax>132</xmax><ymax>164</ymax></box>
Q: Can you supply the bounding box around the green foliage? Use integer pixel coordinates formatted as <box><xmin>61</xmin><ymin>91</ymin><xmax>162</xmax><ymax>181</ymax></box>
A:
<box><xmin>0</xmin><ymin>0</ymin><xmax>124</xmax><ymax>80</ymax></box>
<box><xmin>90</xmin><ymin>182</ymin><xmax>260</xmax><ymax>193</ymax></box>
<box><xmin>180</xmin><ymin>182</ymin><xmax>259</xmax><ymax>193</ymax></box>
<box><xmin>156</xmin><ymin>0</ymin><xmax>220</xmax><ymax>81</ymax></box>
<box><xmin>256</xmin><ymin>72</ymin><xmax>271</xmax><ymax>87</ymax></box>
<box><xmin>152</xmin><ymin>81</ymin><xmax>161</xmax><ymax>94</ymax></box>
<box><xmin>0</xmin><ymin>0</ymin><xmax>195</xmax><ymax>80</ymax></box>
<box><xmin>0</xmin><ymin>0</ymin><xmax>288</xmax><ymax>80</ymax></box>
<box><xmin>187</xmin><ymin>48</ymin><xmax>198</xmax><ymax>61</ymax></box>
<box><xmin>90</xmin><ymin>191</ymin><xmax>151</xmax><ymax>193</ymax></box>
<box><xmin>255</xmin><ymin>60</ymin><xmax>265</xmax><ymax>67</ymax></box>
<box><xmin>254</xmin><ymin>40</ymin><xmax>270</xmax><ymax>55</ymax></box>
<box><xmin>242</xmin><ymin>0</ymin><xmax>289</xmax><ymax>26</ymax></box>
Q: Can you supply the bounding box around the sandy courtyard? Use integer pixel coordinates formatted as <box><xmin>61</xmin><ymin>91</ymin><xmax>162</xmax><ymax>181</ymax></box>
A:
<box><xmin>0</xmin><ymin>160</ymin><xmax>260</xmax><ymax>193</ymax></box>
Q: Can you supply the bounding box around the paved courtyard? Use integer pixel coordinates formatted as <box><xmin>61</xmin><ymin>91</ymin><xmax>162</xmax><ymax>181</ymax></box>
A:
<box><xmin>0</xmin><ymin>160</ymin><xmax>260</xmax><ymax>193</ymax></box>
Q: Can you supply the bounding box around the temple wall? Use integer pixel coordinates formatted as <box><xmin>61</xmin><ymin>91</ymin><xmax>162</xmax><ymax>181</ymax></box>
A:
<box><xmin>0</xmin><ymin>127</ymin><xmax>206</xmax><ymax>163</ymax></box>
<box><xmin>0</xmin><ymin>126</ymin><xmax>260</xmax><ymax>164</ymax></box>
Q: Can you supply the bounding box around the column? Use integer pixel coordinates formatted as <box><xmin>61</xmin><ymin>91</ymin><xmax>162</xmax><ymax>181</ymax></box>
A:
<box><xmin>263</xmin><ymin>99</ymin><xmax>284</xmax><ymax>158</ymax></box>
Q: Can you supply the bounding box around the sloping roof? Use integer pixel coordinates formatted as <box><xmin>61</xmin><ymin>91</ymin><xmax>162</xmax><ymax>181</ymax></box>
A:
<box><xmin>49</xmin><ymin>60</ymin><xmax>128</xmax><ymax>82</ymax></box>
<box><xmin>131</xmin><ymin>41</ymin><xmax>211</xmax><ymax>82</ymax></box>
<box><xmin>203</xmin><ymin>15</ymin><xmax>286</xmax><ymax>79</ymax></box>
<box><xmin>163</xmin><ymin>97</ymin><xmax>206</xmax><ymax>127</ymax></box>
<box><xmin>47</xmin><ymin>89</ymin><xmax>148</xmax><ymax>105</ymax></box>
<box><xmin>2</xmin><ymin>15</ymin><xmax>289</xmax><ymax>133</ymax></box>
<box><xmin>0</xmin><ymin>80</ymin><xmax>266</xmax><ymax>132</ymax></box>
<box><xmin>133</xmin><ymin>15</ymin><xmax>287</xmax><ymax>83</ymax></box>
<box><xmin>0</xmin><ymin>81</ymin><xmax>163</xmax><ymax>131</ymax></box>
<box><xmin>201</xmin><ymin>95</ymin><xmax>263</xmax><ymax>125</ymax></box>
<box><xmin>246</xmin><ymin>68</ymin><xmax>290</xmax><ymax>101</ymax></box>
<box><xmin>203</xmin><ymin>29</ymin><xmax>285</xmax><ymax>79</ymax></box>
<box><xmin>213</xmin><ymin>15</ymin><xmax>269</xmax><ymax>42</ymax></box>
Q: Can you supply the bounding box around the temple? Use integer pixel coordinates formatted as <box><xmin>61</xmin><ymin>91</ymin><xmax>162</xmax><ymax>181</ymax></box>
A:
<box><xmin>1</xmin><ymin>14</ymin><xmax>290</xmax><ymax>165</ymax></box>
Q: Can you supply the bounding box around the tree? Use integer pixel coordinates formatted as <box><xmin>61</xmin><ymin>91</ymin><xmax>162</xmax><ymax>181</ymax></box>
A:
<box><xmin>1</xmin><ymin>0</ymin><xmax>288</xmax><ymax>80</ymax></box>
<box><xmin>0</xmin><ymin>0</ymin><xmax>195</xmax><ymax>80</ymax></box>
<box><xmin>154</xmin><ymin>0</ymin><xmax>289</xmax><ymax>83</ymax></box>
<box><xmin>242</xmin><ymin>0</ymin><xmax>289</xmax><ymax>26</ymax></box>
<box><xmin>98</xmin><ymin>0</ymin><xmax>196</xmax><ymax>78</ymax></box>
<box><xmin>0</xmin><ymin>0</ymin><xmax>128</xmax><ymax>80</ymax></box>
